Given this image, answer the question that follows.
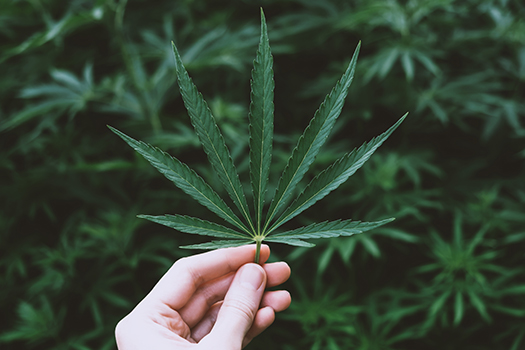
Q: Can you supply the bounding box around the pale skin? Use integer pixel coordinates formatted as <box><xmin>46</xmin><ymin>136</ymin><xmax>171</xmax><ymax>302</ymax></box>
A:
<box><xmin>115</xmin><ymin>244</ymin><xmax>291</xmax><ymax>350</ymax></box>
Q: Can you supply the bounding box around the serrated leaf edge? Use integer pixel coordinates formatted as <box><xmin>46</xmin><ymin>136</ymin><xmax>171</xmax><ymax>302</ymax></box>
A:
<box><xmin>268</xmin><ymin>114</ymin><xmax>406</xmax><ymax>233</ymax></box>
<box><xmin>138</xmin><ymin>214</ymin><xmax>249</xmax><ymax>239</ymax></box>
<box><xmin>108</xmin><ymin>126</ymin><xmax>251</xmax><ymax>235</ymax></box>
<box><xmin>172</xmin><ymin>42</ymin><xmax>255</xmax><ymax>234</ymax></box>
<box><xmin>249</xmin><ymin>8</ymin><xmax>274</xmax><ymax>236</ymax></box>
<box><xmin>263</xmin><ymin>41</ymin><xmax>362</xmax><ymax>233</ymax></box>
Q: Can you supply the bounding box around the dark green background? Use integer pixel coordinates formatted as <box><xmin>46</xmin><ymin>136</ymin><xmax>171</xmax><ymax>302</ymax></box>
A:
<box><xmin>1</xmin><ymin>0</ymin><xmax>524</xmax><ymax>349</ymax></box>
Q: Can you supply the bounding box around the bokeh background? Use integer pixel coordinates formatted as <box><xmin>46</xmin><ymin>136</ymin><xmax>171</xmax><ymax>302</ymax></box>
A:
<box><xmin>1</xmin><ymin>0</ymin><xmax>524</xmax><ymax>349</ymax></box>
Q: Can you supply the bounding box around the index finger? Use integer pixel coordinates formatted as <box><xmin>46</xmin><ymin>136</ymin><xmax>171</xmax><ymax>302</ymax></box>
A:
<box><xmin>145</xmin><ymin>244</ymin><xmax>270</xmax><ymax>310</ymax></box>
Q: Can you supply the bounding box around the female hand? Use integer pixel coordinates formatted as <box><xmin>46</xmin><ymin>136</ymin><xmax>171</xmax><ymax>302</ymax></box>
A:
<box><xmin>115</xmin><ymin>244</ymin><xmax>291</xmax><ymax>349</ymax></box>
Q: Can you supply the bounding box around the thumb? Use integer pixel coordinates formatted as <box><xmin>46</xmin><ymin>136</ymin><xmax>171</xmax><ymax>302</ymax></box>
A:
<box><xmin>205</xmin><ymin>263</ymin><xmax>266</xmax><ymax>349</ymax></box>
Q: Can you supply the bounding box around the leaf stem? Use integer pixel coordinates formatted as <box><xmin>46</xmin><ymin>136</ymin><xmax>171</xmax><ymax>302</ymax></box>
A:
<box><xmin>254</xmin><ymin>238</ymin><xmax>262</xmax><ymax>264</ymax></box>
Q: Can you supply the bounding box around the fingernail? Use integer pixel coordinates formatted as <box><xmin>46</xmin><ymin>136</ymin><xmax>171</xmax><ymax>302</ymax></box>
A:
<box><xmin>239</xmin><ymin>264</ymin><xmax>264</xmax><ymax>291</ymax></box>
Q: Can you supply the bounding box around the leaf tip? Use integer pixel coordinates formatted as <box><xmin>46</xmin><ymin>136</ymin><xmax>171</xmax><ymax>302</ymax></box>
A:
<box><xmin>259</xmin><ymin>7</ymin><xmax>267</xmax><ymax>32</ymax></box>
<box><xmin>395</xmin><ymin>112</ymin><xmax>409</xmax><ymax>126</ymax></box>
<box><xmin>107</xmin><ymin>125</ymin><xmax>123</xmax><ymax>137</ymax></box>
<box><xmin>354</xmin><ymin>41</ymin><xmax>362</xmax><ymax>55</ymax></box>
<box><xmin>171</xmin><ymin>41</ymin><xmax>182</xmax><ymax>65</ymax></box>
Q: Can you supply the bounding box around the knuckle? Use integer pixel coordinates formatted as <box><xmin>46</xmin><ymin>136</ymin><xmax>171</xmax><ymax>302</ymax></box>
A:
<box><xmin>222</xmin><ymin>297</ymin><xmax>257</xmax><ymax>324</ymax></box>
<box><xmin>199</xmin><ymin>284</ymin><xmax>220</xmax><ymax>307</ymax></box>
<box><xmin>173</xmin><ymin>257</ymin><xmax>202</xmax><ymax>288</ymax></box>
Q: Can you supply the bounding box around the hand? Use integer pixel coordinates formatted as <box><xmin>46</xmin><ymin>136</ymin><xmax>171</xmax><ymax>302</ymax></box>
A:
<box><xmin>115</xmin><ymin>244</ymin><xmax>291</xmax><ymax>350</ymax></box>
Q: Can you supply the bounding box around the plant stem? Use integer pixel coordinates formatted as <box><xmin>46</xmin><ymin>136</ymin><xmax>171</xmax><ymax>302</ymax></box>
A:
<box><xmin>254</xmin><ymin>239</ymin><xmax>262</xmax><ymax>264</ymax></box>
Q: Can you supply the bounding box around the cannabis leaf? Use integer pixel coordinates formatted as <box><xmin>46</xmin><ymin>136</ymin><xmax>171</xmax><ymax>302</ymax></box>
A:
<box><xmin>109</xmin><ymin>9</ymin><xmax>406</xmax><ymax>263</ymax></box>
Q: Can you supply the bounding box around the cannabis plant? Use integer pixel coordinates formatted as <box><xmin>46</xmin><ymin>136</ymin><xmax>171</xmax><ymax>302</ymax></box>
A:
<box><xmin>108</xmin><ymin>10</ymin><xmax>406</xmax><ymax>263</ymax></box>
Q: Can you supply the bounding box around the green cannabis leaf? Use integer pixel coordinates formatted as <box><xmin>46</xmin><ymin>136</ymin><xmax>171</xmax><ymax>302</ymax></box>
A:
<box><xmin>109</xmin><ymin>9</ymin><xmax>406</xmax><ymax>263</ymax></box>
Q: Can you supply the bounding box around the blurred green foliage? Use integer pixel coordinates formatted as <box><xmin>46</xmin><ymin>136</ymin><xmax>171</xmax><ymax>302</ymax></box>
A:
<box><xmin>1</xmin><ymin>0</ymin><xmax>524</xmax><ymax>349</ymax></box>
